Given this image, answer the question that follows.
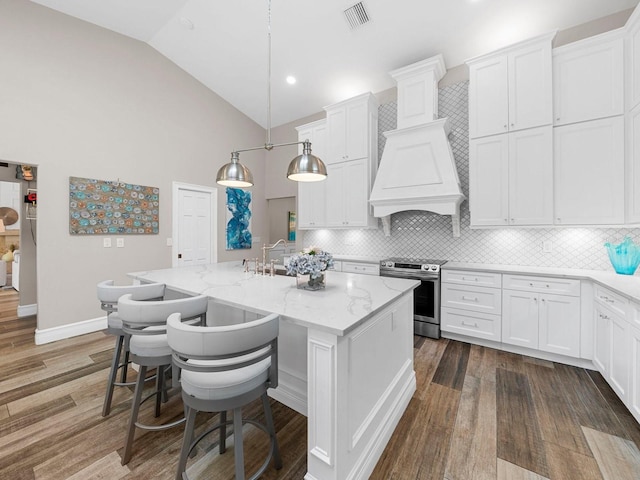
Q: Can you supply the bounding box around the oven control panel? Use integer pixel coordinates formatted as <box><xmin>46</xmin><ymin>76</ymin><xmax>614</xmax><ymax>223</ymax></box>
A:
<box><xmin>380</xmin><ymin>259</ymin><xmax>443</xmax><ymax>273</ymax></box>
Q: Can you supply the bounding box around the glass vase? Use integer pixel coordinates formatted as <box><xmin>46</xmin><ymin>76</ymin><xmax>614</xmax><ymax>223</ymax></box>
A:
<box><xmin>296</xmin><ymin>272</ymin><xmax>326</xmax><ymax>291</ymax></box>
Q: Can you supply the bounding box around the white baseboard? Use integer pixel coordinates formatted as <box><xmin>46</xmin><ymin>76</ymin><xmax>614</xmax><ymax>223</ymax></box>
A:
<box><xmin>35</xmin><ymin>315</ymin><xmax>107</xmax><ymax>345</ymax></box>
<box><xmin>17</xmin><ymin>303</ymin><xmax>37</xmax><ymax>317</ymax></box>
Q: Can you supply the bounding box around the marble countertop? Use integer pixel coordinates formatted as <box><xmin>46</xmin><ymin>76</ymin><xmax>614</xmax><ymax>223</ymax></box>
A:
<box><xmin>443</xmin><ymin>262</ymin><xmax>640</xmax><ymax>303</ymax></box>
<box><xmin>129</xmin><ymin>261</ymin><xmax>419</xmax><ymax>336</ymax></box>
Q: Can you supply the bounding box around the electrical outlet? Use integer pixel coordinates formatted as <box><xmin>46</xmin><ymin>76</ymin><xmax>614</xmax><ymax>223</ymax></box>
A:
<box><xmin>116</xmin><ymin>238</ymin><xmax>124</xmax><ymax>248</ymax></box>
<box><xmin>103</xmin><ymin>238</ymin><xmax>112</xmax><ymax>248</ymax></box>
<box><xmin>543</xmin><ymin>241</ymin><xmax>552</xmax><ymax>253</ymax></box>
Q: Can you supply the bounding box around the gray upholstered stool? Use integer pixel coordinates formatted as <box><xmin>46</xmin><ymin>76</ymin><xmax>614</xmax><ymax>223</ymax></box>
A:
<box><xmin>117</xmin><ymin>293</ymin><xmax>209</xmax><ymax>465</ymax></box>
<box><xmin>167</xmin><ymin>311</ymin><xmax>282</xmax><ymax>480</ymax></box>
<box><xmin>96</xmin><ymin>280</ymin><xmax>165</xmax><ymax>417</ymax></box>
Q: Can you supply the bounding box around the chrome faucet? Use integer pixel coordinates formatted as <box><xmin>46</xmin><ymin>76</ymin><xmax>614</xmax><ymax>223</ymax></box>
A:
<box><xmin>261</xmin><ymin>239</ymin><xmax>288</xmax><ymax>275</ymax></box>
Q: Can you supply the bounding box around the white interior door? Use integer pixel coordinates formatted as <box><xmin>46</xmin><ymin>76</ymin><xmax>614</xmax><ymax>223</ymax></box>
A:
<box><xmin>172</xmin><ymin>182</ymin><xmax>217</xmax><ymax>267</ymax></box>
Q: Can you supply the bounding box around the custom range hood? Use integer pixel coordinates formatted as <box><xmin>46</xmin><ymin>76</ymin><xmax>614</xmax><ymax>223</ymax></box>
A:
<box><xmin>369</xmin><ymin>55</ymin><xmax>465</xmax><ymax>237</ymax></box>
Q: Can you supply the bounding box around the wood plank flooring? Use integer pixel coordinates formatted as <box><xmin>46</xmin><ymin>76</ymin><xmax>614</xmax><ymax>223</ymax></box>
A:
<box><xmin>1</xmin><ymin>292</ymin><xmax>640</xmax><ymax>479</ymax></box>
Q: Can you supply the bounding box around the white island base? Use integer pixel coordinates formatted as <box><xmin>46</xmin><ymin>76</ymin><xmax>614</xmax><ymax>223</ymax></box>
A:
<box><xmin>130</xmin><ymin>263</ymin><xmax>418</xmax><ymax>480</ymax></box>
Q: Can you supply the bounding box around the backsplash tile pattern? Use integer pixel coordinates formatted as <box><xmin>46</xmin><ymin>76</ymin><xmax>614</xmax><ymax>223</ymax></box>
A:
<box><xmin>303</xmin><ymin>81</ymin><xmax>640</xmax><ymax>272</ymax></box>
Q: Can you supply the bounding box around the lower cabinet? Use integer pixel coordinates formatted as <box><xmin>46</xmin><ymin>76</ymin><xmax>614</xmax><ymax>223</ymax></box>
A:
<box><xmin>502</xmin><ymin>274</ymin><xmax>581</xmax><ymax>358</ymax></box>
<box><xmin>629</xmin><ymin>325</ymin><xmax>640</xmax><ymax>422</ymax></box>
<box><xmin>593</xmin><ymin>296</ymin><xmax>629</xmax><ymax>402</ymax></box>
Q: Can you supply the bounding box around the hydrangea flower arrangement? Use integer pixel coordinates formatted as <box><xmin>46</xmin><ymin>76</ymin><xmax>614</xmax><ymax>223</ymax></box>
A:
<box><xmin>286</xmin><ymin>246</ymin><xmax>334</xmax><ymax>280</ymax></box>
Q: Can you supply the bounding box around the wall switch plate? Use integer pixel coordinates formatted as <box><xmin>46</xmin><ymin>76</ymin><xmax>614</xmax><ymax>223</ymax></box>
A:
<box><xmin>543</xmin><ymin>240</ymin><xmax>553</xmax><ymax>253</ymax></box>
<box><xmin>103</xmin><ymin>238</ymin><xmax>111</xmax><ymax>248</ymax></box>
<box><xmin>166</xmin><ymin>237</ymin><xmax>173</xmax><ymax>247</ymax></box>
<box><xmin>116</xmin><ymin>238</ymin><xmax>124</xmax><ymax>248</ymax></box>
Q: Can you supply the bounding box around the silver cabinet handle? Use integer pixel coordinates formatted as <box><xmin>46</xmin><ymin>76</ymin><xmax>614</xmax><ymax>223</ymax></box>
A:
<box><xmin>462</xmin><ymin>296</ymin><xmax>479</xmax><ymax>302</ymax></box>
<box><xmin>462</xmin><ymin>321</ymin><xmax>479</xmax><ymax>328</ymax></box>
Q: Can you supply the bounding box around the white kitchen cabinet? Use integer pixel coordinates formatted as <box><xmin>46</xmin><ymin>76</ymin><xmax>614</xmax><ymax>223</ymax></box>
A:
<box><xmin>554</xmin><ymin>116</ymin><xmax>625</xmax><ymax>225</ymax></box>
<box><xmin>553</xmin><ymin>31</ymin><xmax>624</xmax><ymax>126</ymax></box>
<box><xmin>629</xmin><ymin>324</ymin><xmax>640</xmax><ymax>423</ymax></box>
<box><xmin>467</xmin><ymin>32</ymin><xmax>554</xmax><ymax>139</ymax></box>
<box><xmin>470</xmin><ymin>126</ymin><xmax>553</xmax><ymax>226</ymax></box>
<box><xmin>626</xmin><ymin>7</ymin><xmax>640</xmax><ymax>110</ymax></box>
<box><xmin>296</xmin><ymin>120</ymin><xmax>327</xmax><ymax>229</ymax></box>
<box><xmin>593</xmin><ymin>286</ymin><xmax>630</xmax><ymax>401</ymax></box>
<box><xmin>341</xmin><ymin>261</ymin><xmax>379</xmax><ymax>276</ymax></box>
<box><xmin>627</xmin><ymin>102</ymin><xmax>640</xmax><ymax>223</ymax></box>
<box><xmin>441</xmin><ymin>270</ymin><xmax>502</xmax><ymax>342</ymax></box>
<box><xmin>502</xmin><ymin>274</ymin><xmax>581</xmax><ymax>357</ymax></box>
<box><xmin>324</xmin><ymin>92</ymin><xmax>376</xmax><ymax>164</ymax></box>
<box><xmin>325</xmin><ymin>158</ymin><xmax>377</xmax><ymax>229</ymax></box>
<box><xmin>502</xmin><ymin>290</ymin><xmax>539</xmax><ymax>349</ymax></box>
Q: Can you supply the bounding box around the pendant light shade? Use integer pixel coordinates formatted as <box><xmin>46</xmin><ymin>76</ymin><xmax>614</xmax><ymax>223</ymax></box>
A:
<box><xmin>287</xmin><ymin>140</ymin><xmax>327</xmax><ymax>182</ymax></box>
<box><xmin>216</xmin><ymin>152</ymin><xmax>254</xmax><ymax>187</ymax></box>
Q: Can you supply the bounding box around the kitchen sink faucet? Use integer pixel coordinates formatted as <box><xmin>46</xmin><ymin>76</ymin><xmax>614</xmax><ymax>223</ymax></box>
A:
<box><xmin>261</xmin><ymin>239</ymin><xmax>288</xmax><ymax>275</ymax></box>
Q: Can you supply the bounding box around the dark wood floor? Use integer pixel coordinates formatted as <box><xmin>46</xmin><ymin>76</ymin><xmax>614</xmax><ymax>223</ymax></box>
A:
<box><xmin>1</xmin><ymin>290</ymin><xmax>640</xmax><ymax>479</ymax></box>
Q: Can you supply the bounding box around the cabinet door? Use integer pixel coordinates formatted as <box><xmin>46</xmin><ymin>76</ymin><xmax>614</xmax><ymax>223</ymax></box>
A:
<box><xmin>610</xmin><ymin>313</ymin><xmax>629</xmax><ymax>401</ymax></box>
<box><xmin>342</xmin><ymin>158</ymin><xmax>369</xmax><ymax>227</ymax></box>
<box><xmin>554</xmin><ymin>116</ymin><xmax>624</xmax><ymax>224</ymax></box>
<box><xmin>326</xmin><ymin>107</ymin><xmax>346</xmax><ymax>164</ymax></box>
<box><xmin>508</xmin><ymin>41</ymin><xmax>553</xmax><ymax>131</ymax></box>
<box><xmin>297</xmin><ymin>181</ymin><xmax>326</xmax><ymax>229</ymax></box>
<box><xmin>502</xmin><ymin>290</ymin><xmax>538</xmax><ymax>349</ymax></box>
<box><xmin>628</xmin><ymin>103</ymin><xmax>640</xmax><ymax>223</ymax></box>
<box><xmin>538</xmin><ymin>294</ymin><xmax>580</xmax><ymax>358</ymax></box>
<box><xmin>325</xmin><ymin>163</ymin><xmax>345</xmax><ymax>227</ymax></box>
<box><xmin>468</xmin><ymin>55</ymin><xmax>509</xmax><ymax>138</ymax></box>
<box><xmin>593</xmin><ymin>304</ymin><xmax>611</xmax><ymax>375</ymax></box>
<box><xmin>345</xmin><ymin>100</ymin><xmax>369</xmax><ymax>160</ymax></box>
<box><xmin>508</xmin><ymin>126</ymin><xmax>553</xmax><ymax>225</ymax></box>
<box><xmin>629</xmin><ymin>12</ymin><xmax>640</xmax><ymax>110</ymax></box>
<box><xmin>553</xmin><ymin>35</ymin><xmax>623</xmax><ymax>125</ymax></box>
<box><xmin>469</xmin><ymin>134</ymin><xmax>509</xmax><ymax>226</ymax></box>
<box><xmin>629</xmin><ymin>325</ymin><xmax>640</xmax><ymax>423</ymax></box>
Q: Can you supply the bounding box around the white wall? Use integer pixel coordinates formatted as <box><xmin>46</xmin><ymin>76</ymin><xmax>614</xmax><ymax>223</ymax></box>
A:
<box><xmin>0</xmin><ymin>0</ymin><xmax>270</xmax><ymax>331</ymax></box>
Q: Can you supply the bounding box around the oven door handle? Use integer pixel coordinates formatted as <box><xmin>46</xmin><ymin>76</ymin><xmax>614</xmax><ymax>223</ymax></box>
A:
<box><xmin>380</xmin><ymin>271</ymin><xmax>438</xmax><ymax>281</ymax></box>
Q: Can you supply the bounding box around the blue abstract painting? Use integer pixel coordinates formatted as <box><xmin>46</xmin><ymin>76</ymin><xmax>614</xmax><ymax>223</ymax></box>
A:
<box><xmin>225</xmin><ymin>187</ymin><xmax>252</xmax><ymax>250</ymax></box>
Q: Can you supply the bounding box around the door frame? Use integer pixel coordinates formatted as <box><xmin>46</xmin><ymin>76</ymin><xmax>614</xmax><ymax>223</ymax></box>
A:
<box><xmin>172</xmin><ymin>182</ymin><xmax>217</xmax><ymax>268</ymax></box>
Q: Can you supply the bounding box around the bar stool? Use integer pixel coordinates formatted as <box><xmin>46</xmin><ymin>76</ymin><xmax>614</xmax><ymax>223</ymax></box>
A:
<box><xmin>96</xmin><ymin>280</ymin><xmax>165</xmax><ymax>417</ymax></box>
<box><xmin>117</xmin><ymin>293</ymin><xmax>209</xmax><ymax>465</ymax></box>
<box><xmin>167</xmin><ymin>311</ymin><xmax>282</xmax><ymax>480</ymax></box>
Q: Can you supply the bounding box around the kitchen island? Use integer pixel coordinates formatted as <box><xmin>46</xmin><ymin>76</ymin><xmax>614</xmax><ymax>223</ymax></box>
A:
<box><xmin>129</xmin><ymin>261</ymin><xmax>419</xmax><ymax>480</ymax></box>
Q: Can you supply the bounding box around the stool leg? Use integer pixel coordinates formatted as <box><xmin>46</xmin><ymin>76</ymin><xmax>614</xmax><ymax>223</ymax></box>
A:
<box><xmin>154</xmin><ymin>365</ymin><xmax>164</xmax><ymax>417</ymax></box>
<box><xmin>176</xmin><ymin>406</ymin><xmax>197</xmax><ymax>480</ymax></box>
<box><xmin>120</xmin><ymin>348</ymin><xmax>130</xmax><ymax>383</ymax></box>
<box><xmin>122</xmin><ymin>365</ymin><xmax>147</xmax><ymax>465</ymax></box>
<box><xmin>233</xmin><ymin>407</ymin><xmax>245</xmax><ymax>480</ymax></box>
<box><xmin>220</xmin><ymin>410</ymin><xmax>227</xmax><ymax>454</ymax></box>
<box><xmin>102</xmin><ymin>334</ymin><xmax>125</xmax><ymax>417</ymax></box>
<box><xmin>262</xmin><ymin>393</ymin><xmax>282</xmax><ymax>469</ymax></box>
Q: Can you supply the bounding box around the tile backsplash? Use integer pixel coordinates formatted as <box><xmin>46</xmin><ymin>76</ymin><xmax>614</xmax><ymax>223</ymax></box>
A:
<box><xmin>302</xmin><ymin>81</ymin><xmax>640</xmax><ymax>272</ymax></box>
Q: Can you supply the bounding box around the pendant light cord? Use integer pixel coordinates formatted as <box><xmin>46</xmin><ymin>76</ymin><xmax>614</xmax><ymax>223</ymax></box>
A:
<box><xmin>266</xmin><ymin>0</ymin><xmax>272</xmax><ymax>148</ymax></box>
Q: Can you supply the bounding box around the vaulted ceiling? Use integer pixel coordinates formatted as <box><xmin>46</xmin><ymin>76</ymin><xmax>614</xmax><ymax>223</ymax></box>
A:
<box><xmin>30</xmin><ymin>0</ymin><xmax>640</xmax><ymax>128</ymax></box>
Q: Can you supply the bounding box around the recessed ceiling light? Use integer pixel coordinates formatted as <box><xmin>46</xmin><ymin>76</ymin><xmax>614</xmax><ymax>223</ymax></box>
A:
<box><xmin>286</xmin><ymin>76</ymin><xmax>297</xmax><ymax>85</ymax></box>
<box><xmin>179</xmin><ymin>17</ymin><xmax>195</xmax><ymax>30</ymax></box>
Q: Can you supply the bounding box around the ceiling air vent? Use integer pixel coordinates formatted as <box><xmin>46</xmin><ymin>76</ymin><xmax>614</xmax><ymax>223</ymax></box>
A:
<box><xmin>344</xmin><ymin>2</ymin><xmax>370</xmax><ymax>30</ymax></box>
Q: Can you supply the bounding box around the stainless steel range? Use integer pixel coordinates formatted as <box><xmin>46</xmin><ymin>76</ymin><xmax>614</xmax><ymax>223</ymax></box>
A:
<box><xmin>379</xmin><ymin>258</ymin><xmax>447</xmax><ymax>339</ymax></box>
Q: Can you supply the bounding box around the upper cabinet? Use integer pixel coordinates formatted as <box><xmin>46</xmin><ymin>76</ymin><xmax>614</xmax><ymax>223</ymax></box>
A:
<box><xmin>553</xmin><ymin>30</ymin><xmax>624</xmax><ymax>126</ymax></box>
<box><xmin>295</xmin><ymin>92</ymin><xmax>378</xmax><ymax>231</ymax></box>
<box><xmin>296</xmin><ymin>120</ymin><xmax>327</xmax><ymax>229</ymax></box>
<box><xmin>324</xmin><ymin>93</ymin><xmax>374</xmax><ymax>164</ymax></box>
<box><xmin>467</xmin><ymin>32</ymin><xmax>554</xmax><ymax>139</ymax></box>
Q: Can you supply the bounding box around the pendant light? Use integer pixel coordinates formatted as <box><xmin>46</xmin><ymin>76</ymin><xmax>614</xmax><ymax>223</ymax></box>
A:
<box><xmin>216</xmin><ymin>0</ymin><xmax>327</xmax><ymax>188</ymax></box>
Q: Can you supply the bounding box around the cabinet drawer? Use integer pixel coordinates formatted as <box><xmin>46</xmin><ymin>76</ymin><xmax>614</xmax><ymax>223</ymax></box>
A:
<box><xmin>594</xmin><ymin>284</ymin><xmax>628</xmax><ymax>318</ymax></box>
<box><xmin>341</xmin><ymin>262</ymin><xmax>379</xmax><ymax>276</ymax></box>
<box><xmin>441</xmin><ymin>284</ymin><xmax>502</xmax><ymax>315</ymax></box>
<box><xmin>502</xmin><ymin>274</ymin><xmax>580</xmax><ymax>296</ymax></box>
<box><xmin>441</xmin><ymin>308</ymin><xmax>501</xmax><ymax>341</ymax></box>
<box><xmin>441</xmin><ymin>270</ymin><xmax>502</xmax><ymax>288</ymax></box>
